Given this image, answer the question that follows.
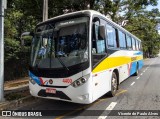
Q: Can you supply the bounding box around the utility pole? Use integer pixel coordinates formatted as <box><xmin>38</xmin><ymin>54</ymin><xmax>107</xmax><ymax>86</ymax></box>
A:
<box><xmin>43</xmin><ymin>0</ymin><xmax>48</xmax><ymax>22</ymax></box>
<box><xmin>0</xmin><ymin>0</ymin><xmax>7</xmax><ymax>102</ymax></box>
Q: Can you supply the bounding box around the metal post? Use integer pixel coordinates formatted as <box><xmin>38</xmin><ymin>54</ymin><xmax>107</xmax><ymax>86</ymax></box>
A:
<box><xmin>43</xmin><ymin>0</ymin><xmax>48</xmax><ymax>21</ymax></box>
<box><xmin>0</xmin><ymin>0</ymin><xmax>5</xmax><ymax>102</ymax></box>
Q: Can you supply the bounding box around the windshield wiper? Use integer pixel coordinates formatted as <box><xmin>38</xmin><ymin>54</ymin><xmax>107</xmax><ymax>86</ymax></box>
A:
<box><xmin>56</xmin><ymin>56</ymin><xmax>70</xmax><ymax>71</ymax></box>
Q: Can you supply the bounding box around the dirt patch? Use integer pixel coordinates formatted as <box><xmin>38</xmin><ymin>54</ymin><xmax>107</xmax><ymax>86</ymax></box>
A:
<box><xmin>5</xmin><ymin>90</ymin><xmax>30</xmax><ymax>101</ymax></box>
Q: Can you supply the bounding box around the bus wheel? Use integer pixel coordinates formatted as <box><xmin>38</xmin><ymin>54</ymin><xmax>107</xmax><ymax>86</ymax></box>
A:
<box><xmin>109</xmin><ymin>72</ymin><xmax>118</xmax><ymax>97</ymax></box>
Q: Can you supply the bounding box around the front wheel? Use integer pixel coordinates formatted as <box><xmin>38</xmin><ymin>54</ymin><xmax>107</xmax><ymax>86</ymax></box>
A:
<box><xmin>109</xmin><ymin>72</ymin><xmax>118</xmax><ymax>97</ymax></box>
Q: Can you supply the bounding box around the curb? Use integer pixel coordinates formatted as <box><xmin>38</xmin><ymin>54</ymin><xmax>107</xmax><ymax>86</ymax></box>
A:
<box><xmin>4</xmin><ymin>85</ymin><xmax>29</xmax><ymax>96</ymax></box>
<box><xmin>0</xmin><ymin>95</ymin><xmax>38</xmax><ymax>110</ymax></box>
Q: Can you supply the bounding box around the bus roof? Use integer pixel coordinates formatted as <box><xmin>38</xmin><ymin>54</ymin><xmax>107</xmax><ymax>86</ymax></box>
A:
<box><xmin>38</xmin><ymin>10</ymin><xmax>141</xmax><ymax>42</ymax></box>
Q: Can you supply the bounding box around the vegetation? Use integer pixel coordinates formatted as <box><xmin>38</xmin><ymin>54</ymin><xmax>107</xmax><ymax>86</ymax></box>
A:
<box><xmin>4</xmin><ymin>0</ymin><xmax>160</xmax><ymax>80</ymax></box>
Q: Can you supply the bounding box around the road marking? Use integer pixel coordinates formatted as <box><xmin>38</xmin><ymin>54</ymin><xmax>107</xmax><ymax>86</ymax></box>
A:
<box><xmin>105</xmin><ymin>102</ymin><xmax>117</xmax><ymax>110</ymax></box>
<box><xmin>143</xmin><ymin>70</ymin><xmax>145</xmax><ymax>73</ymax></box>
<box><xmin>115</xmin><ymin>89</ymin><xmax>127</xmax><ymax>96</ymax></box>
<box><xmin>98</xmin><ymin>116</ymin><xmax>107</xmax><ymax>119</ymax></box>
<box><xmin>55</xmin><ymin>90</ymin><xmax>127</xmax><ymax>119</ymax></box>
<box><xmin>98</xmin><ymin>102</ymin><xmax>117</xmax><ymax>119</ymax></box>
<box><xmin>136</xmin><ymin>77</ymin><xmax>140</xmax><ymax>80</ymax></box>
<box><xmin>140</xmin><ymin>73</ymin><xmax>143</xmax><ymax>75</ymax></box>
<box><xmin>55</xmin><ymin>97</ymin><xmax>108</xmax><ymax>119</ymax></box>
<box><xmin>131</xmin><ymin>82</ymin><xmax>135</xmax><ymax>86</ymax></box>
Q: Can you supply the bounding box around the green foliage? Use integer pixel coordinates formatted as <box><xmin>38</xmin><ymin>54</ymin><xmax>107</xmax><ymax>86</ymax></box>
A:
<box><xmin>124</xmin><ymin>9</ymin><xmax>160</xmax><ymax>57</ymax></box>
<box><xmin>22</xmin><ymin>36</ymin><xmax>32</xmax><ymax>47</ymax></box>
<box><xmin>4</xmin><ymin>38</ymin><xmax>20</xmax><ymax>61</ymax></box>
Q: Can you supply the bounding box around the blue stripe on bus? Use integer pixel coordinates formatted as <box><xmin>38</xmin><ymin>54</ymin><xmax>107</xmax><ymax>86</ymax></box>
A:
<box><xmin>134</xmin><ymin>51</ymin><xmax>143</xmax><ymax>55</ymax></box>
<box><xmin>130</xmin><ymin>60</ymin><xmax>143</xmax><ymax>75</ymax></box>
<box><xmin>137</xmin><ymin>60</ymin><xmax>143</xmax><ymax>70</ymax></box>
<box><xmin>29</xmin><ymin>71</ymin><xmax>41</xmax><ymax>85</ymax></box>
<box><xmin>130</xmin><ymin>62</ymin><xmax>137</xmax><ymax>75</ymax></box>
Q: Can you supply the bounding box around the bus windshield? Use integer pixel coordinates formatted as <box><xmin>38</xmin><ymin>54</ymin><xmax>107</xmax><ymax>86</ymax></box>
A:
<box><xmin>31</xmin><ymin>17</ymin><xmax>89</xmax><ymax>69</ymax></box>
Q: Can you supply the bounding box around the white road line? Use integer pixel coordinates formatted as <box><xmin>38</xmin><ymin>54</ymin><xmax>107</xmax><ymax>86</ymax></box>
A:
<box><xmin>98</xmin><ymin>116</ymin><xmax>107</xmax><ymax>119</ymax></box>
<box><xmin>97</xmin><ymin>102</ymin><xmax>117</xmax><ymax>119</ymax></box>
<box><xmin>105</xmin><ymin>102</ymin><xmax>117</xmax><ymax>110</ymax></box>
<box><xmin>131</xmin><ymin>82</ymin><xmax>135</xmax><ymax>86</ymax></box>
<box><xmin>140</xmin><ymin>73</ymin><xmax>143</xmax><ymax>75</ymax></box>
<box><xmin>143</xmin><ymin>70</ymin><xmax>145</xmax><ymax>73</ymax></box>
<box><xmin>136</xmin><ymin>77</ymin><xmax>140</xmax><ymax>80</ymax></box>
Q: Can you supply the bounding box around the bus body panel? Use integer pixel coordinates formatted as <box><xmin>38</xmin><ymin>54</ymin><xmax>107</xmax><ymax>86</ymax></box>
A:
<box><xmin>92</xmin><ymin>70</ymin><xmax>111</xmax><ymax>101</ymax></box>
<box><xmin>92</xmin><ymin>50</ymin><xmax>143</xmax><ymax>83</ymax></box>
<box><xmin>29</xmin><ymin>71</ymin><xmax>94</xmax><ymax>104</ymax></box>
<box><xmin>28</xmin><ymin>10</ymin><xmax>143</xmax><ymax>104</ymax></box>
<box><xmin>29</xmin><ymin>71</ymin><xmax>83</xmax><ymax>87</ymax></box>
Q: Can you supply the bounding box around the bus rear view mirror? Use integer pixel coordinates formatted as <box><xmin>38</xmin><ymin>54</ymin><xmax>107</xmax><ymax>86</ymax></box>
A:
<box><xmin>21</xmin><ymin>32</ymin><xmax>34</xmax><ymax>37</ymax></box>
<box><xmin>93</xmin><ymin>17</ymin><xmax>100</xmax><ymax>22</ymax></box>
<box><xmin>21</xmin><ymin>31</ymin><xmax>34</xmax><ymax>46</ymax></box>
<box><xmin>98</xmin><ymin>25</ymin><xmax>105</xmax><ymax>40</ymax></box>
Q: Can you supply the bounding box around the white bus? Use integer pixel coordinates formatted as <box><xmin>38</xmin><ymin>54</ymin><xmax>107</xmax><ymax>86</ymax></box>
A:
<box><xmin>28</xmin><ymin>10</ymin><xmax>143</xmax><ymax>104</ymax></box>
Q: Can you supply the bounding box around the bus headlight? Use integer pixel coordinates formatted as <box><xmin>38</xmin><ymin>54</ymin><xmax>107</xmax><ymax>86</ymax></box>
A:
<box><xmin>29</xmin><ymin>78</ymin><xmax>36</xmax><ymax>85</ymax></box>
<box><xmin>71</xmin><ymin>77</ymin><xmax>87</xmax><ymax>88</ymax></box>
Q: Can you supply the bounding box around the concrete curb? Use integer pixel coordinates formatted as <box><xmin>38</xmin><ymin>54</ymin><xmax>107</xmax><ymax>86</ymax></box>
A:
<box><xmin>4</xmin><ymin>85</ymin><xmax>29</xmax><ymax>96</ymax></box>
<box><xmin>0</xmin><ymin>95</ymin><xmax>38</xmax><ymax>110</ymax></box>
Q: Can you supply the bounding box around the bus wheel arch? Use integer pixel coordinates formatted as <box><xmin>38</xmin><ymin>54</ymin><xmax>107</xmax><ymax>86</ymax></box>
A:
<box><xmin>113</xmin><ymin>69</ymin><xmax>119</xmax><ymax>86</ymax></box>
<box><xmin>133</xmin><ymin>62</ymin><xmax>139</xmax><ymax>76</ymax></box>
<box><xmin>109</xmin><ymin>69</ymin><xmax>119</xmax><ymax>97</ymax></box>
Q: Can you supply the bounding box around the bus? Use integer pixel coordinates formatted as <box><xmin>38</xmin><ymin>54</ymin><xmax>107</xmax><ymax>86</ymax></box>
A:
<box><xmin>27</xmin><ymin>10</ymin><xmax>143</xmax><ymax>104</ymax></box>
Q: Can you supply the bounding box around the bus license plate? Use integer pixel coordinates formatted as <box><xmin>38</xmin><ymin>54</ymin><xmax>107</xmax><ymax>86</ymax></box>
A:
<box><xmin>46</xmin><ymin>88</ymin><xmax>56</xmax><ymax>94</ymax></box>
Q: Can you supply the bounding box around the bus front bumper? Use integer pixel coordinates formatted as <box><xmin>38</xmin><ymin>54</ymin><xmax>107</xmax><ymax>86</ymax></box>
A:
<box><xmin>29</xmin><ymin>81</ymin><xmax>93</xmax><ymax>104</ymax></box>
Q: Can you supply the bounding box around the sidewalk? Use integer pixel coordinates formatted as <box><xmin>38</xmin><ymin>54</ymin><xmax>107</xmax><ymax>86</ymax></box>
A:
<box><xmin>4</xmin><ymin>77</ymin><xmax>29</xmax><ymax>95</ymax></box>
<box><xmin>0</xmin><ymin>77</ymin><xmax>37</xmax><ymax>110</ymax></box>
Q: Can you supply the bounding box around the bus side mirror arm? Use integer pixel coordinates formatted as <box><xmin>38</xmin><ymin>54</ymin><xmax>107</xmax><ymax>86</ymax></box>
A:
<box><xmin>21</xmin><ymin>31</ymin><xmax>34</xmax><ymax>46</ymax></box>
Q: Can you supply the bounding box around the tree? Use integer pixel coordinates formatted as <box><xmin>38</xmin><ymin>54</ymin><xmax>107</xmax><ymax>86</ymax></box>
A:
<box><xmin>124</xmin><ymin>9</ymin><xmax>160</xmax><ymax>57</ymax></box>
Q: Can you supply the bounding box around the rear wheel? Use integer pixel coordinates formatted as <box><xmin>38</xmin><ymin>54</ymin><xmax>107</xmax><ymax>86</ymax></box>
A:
<box><xmin>109</xmin><ymin>72</ymin><xmax>118</xmax><ymax>97</ymax></box>
<box><xmin>133</xmin><ymin>63</ymin><xmax>139</xmax><ymax>76</ymax></box>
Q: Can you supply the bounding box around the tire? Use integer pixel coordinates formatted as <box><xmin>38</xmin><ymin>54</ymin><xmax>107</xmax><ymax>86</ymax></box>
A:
<box><xmin>109</xmin><ymin>72</ymin><xmax>118</xmax><ymax>97</ymax></box>
<box><xmin>133</xmin><ymin>63</ymin><xmax>139</xmax><ymax>76</ymax></box>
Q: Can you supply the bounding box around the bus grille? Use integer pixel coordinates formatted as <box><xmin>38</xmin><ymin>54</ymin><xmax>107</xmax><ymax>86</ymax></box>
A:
<box><xmin>37</xmin><ymin>89</ymin><xmax>71</xmax><ymax>101</ymax></box>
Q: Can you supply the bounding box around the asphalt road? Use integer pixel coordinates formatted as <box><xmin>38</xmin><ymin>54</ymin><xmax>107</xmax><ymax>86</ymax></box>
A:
<box><xmin>4</xmin><ymin>56</ymin><xmax>160</xmax><ymax>119</ymax></box>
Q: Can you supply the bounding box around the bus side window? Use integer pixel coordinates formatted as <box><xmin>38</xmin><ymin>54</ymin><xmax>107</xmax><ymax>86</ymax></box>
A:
<box><xmin>139</xmin><ymin>42</ymin><xmax>142</xmax><ymax>51</ymax></box>
<box><xmin>92</xmin><ymin>18</ymin><xmax>106</xmax><ymax>66</ymax></box>
<box><xmin>135</xmin><ymin>39</ymin><xmax>137</xmax><ymax>50</ymax></box>
<box><xmin>92</xmin><ymin>19</ymin><xmax>106</xmax><ymax>54</ymax></box>
<box><xmin>92</xmin><ymin>23</ymin><xmax>98</xmax><ymax>53</ymax></box>
<box><xmin>126</xmin><ymin>35</ymin><xmax>132</xmax><ymax>50</ymax></box>
<box><xmin>136</xmin><ymin>40</ymin><xmax>139</xmax><ymax>50</ymax></box>
<box><xmin>106</xmin><ymin>24</ymin><xmax>117</xmax><ymax>48</ymax></box>
<box><xmin>132</xmin><ymin>38</ymin><xmax>136</xmax><ymax>50</ymax></box>
<box><xmin>118</xmin><ymin>30</ymin><xmax>126</xmax><ymax>49</ymax></box>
